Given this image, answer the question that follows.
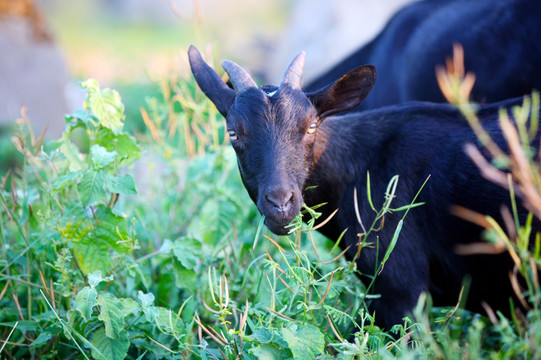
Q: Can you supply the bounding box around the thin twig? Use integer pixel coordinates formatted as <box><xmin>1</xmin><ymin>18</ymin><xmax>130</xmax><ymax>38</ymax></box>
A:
<box><xmin>0</xmin><ymin>321</ymin><xmax>18</xmax><ymax>354</ymax></box>
<box><xmin>311</xmin><ymin>208</ymin><xmax>339</xmax><ymax>231</ymax></box>
<box><xmin>264</xmin><ymin>307</ymin><xmax>299</xmax><ymax>322</ymax></box>
<box><xmin>316</xmin><ymin>271</ymin><xmax>334</xmax><ymax>307</ymax></box>
<box><xmin>321</xmin><ymin>245</ymin><xmax>351</xmax><ymax>265</ymax></box>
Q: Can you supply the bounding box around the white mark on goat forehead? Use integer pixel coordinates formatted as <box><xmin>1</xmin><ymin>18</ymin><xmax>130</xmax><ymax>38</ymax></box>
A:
<box><xmin>264</xmin><ymin>89</ymin><xmax>277</xmax><ymax>97</ymax></box>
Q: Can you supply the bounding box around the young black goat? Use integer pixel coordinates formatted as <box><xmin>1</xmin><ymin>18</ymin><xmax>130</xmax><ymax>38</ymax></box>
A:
<box><xmin>188</xmin><ymin>45</ymin><xmax>540</xmax><ymax>329</ymax></box>
<box><xmin>306</xmin><ymin>0</ymin><xmax>541</xmax><ymax>110</ymax></box>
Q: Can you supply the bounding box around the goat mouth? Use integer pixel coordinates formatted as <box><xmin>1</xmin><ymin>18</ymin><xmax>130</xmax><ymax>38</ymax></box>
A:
<box><xmin>263</xmin><ymin>215</ymin><xmax>297</xmax><ymax>236</ymax></box>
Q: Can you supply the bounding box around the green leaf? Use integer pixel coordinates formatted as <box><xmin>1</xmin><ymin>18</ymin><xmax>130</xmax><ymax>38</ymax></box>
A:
<box><xmin>172</xmin><ymin>264</ymin><xmax>197</xmax><ymax>292</ymax></box>
<box><xmin>154</xmin><ymin>307</ymin><xmax>185</xmax><ymax>336</ymax></box>
<box><xmin>60</xmin><ymin>139</ymin><xmax>84</xmax><ymax>172</ymax></box>
<box><xmin>59</xmin><ymin>205</ymin><xmax>132</xmax><ymax>274</ymax></box>
<box><xmin>64</xmin><ymin>108</ymin><xmax>96</xmax><ymax>127</ymax></box>
<box><xmin>366</xmin><ymin>171</ymin><xmax>376</xmax><ymax>212</ymax></box>
<box><xmin>52</xmin><ymin>170</ymin><xmax>84</xmax><ymax>192</ymax></box>
<box><xmin>253</xmin><ymin>328</ymin><xmax>273</xmax><ymax>344</ymax></box>
<box><xmin>138</xmin><ymin>291</ymin><xmax>158</xmax><ymax>322</ymax></box>
<box><xmin>104</xmin><ymin>173</ymin><xmax>137</xmax><ymax>195</ymax></box>
<box><xmin>90</xmin><ymin>206</ymin><xmax>133</xmax><ymax>253</ymax></box>
<box><xmin>380</xmin><ymin>219</ymin><xmax>403</xmax><ymax>274</ymax></box>
<box><xmin>137</xmin><ymin>291</ymin><xmax>155</xmax><ymax>307</ymax></box>
<box><xmin>81</xmin><ymin>78</ymin><xmax>100</xmax><ymax>92</ymax></box>
<box><xmin>282</xmin><ymin>324</ymin><xmax>325</xmax><ymax>360</ymax></box>
<box><xmin>68</xmin><ymin>206</ymin><xmax>132</xmax><ymax>274</ymax></box>
<box><xmin>119</xmin><ymin>298</ymin><xmax>141</xmax><ymax>318</ymax></box>
<box><xmin>171</xmin><ymin>237</ymin><xmax>202</xmax><ymax>270</ymax></box>
<box><xmin>82</xmin><ymin>79</ymin><xmax>125</xmax><ymax>134</ymax></box>
<box><xmin>91</xmin><ymin>145</ymin><xmax>117</xmax><ymax>169</ymax></box>
<box><xmin>96</xmin><ymin>292</ymin><xmax>125</xmax><ymax>339</ymax></box>
<box><xmin>0</xmin><ymin>321</ymin><xmax>38</xmax><ymax>333</ymax></box>
<box><xmin>392</xmin><ymin>202</ymin><xmax>426</xmax><ymax>212</ymax></box>
<box><xmin>75</xmin><ymin>241</ymin><xmax>113</xmax><ymax>275</ymax></box>
<box><xmin>91</xmin><ymin>327</ymin><xmax>129</xmax><ymax>360</ymax></box>
<box><xmin>95</xmin><ymin>129</ymin><xmax>140</xmax><ymax>166</ymax></box>
<box><xmin>78</xmin><ymin>170</ymin><xmax>105</xmax><ymax>205</ymax></box>
<box><xmin>135</xmin><ymin>352</ymin><xmax>147</xmax><ymax>360</ymax></box>
<box><xmin>88</xmin><ymin>270</ymin><xmax>114</xmax><ymax>288</ymax></box>
<box><xmin>73</xmin><ymin>286</ymin><xmax>98</xmax><ymax>321</ymax></box>
<box><xmin>30</xmin><ymin>332</ymin><xmax>53</xmax><ymax>349</ymax></box>
<box><xmin>250</xmin><ymin>345</ymin><xmax>289</xmax><ymax>360</ymax></box>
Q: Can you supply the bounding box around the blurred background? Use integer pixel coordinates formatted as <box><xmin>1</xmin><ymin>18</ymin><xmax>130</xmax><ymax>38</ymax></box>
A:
<box><xmin>0</xmin><ymin>0</ymin><xmax>414</xmax><ymax>139</ymax></box>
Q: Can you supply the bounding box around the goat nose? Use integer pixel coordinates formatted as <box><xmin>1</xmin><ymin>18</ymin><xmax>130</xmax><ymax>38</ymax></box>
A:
<box><xmin>265</xmin><ymin>188</ymin><xmax>294</xmax><ymax>213</ymax></box>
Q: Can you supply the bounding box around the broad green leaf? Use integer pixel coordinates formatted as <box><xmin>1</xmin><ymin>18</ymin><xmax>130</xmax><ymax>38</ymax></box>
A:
<box><xmin>90</xmin><ymin>206</ymin><xmax>133</xmax><ymax>253</ymax></box>
<box><xmin>119</xmin><ymin>298</ymin><xmax>141</xmax><ymax>318</ymax></box>
<box><xmin>250</xmin><ymin>345</ymin><xmax>288</xmax><ymax>360</ymax></box>
<box><xmin>60</xmin><ymin>139</ymin><xmax>84</xmax><ymax>172</ymax></box>
<box><xmin>123</xmin><ymin>255</ymin><xmax>151</xmax><ymax>289</ymax></box>
<box><xmin>83</xmin><ymin>321</ymin><xmax>103</xmax><ymax>339</ymax></box>
<box><xmin>95</xmin><ymin>129</ymin><xmax>140</xmax><ymax>166</ymax></box>
<box><xmin>73</xmin><ymin>286</ymin><xmax>98</xmax><ymax>321</ymax></box>
<box><xmin>78</xmin><ymin>170</ymin><xmax>105</xmax><ymax>205</ymax></box>
<box><xmin>172</xmin><ymin>262</ymin><xmax>197</xmax><ymax>292</ymax></box>
<box><xmin>253</xmin><ymin>328</ymin><xmax>273</xmax><ymax>344</ymax></box>
<box><xmin>81</xmin><ymin>78</ymin><xmax>100</xmax><ymax>92</ymax></box>
<box><xmin>91</xmin><ymin>145</ymin><xmax>117</xmax><ymax>169</ymax></box>
<box><xmin>60</xmin><ymin>205</ymin><xmax>132</xmax><ymax>274</ymax></box>
<box><xmin>2</xmin><ymin>320</ymin><xmax>39</xmax><ymax>333</ymax></box>
<box><xmin>158</xmin><ymin>239</ymin><xmax>173</xmax><ymax>253</ymax></box>
<box><xmin>91</xmin><ymin>327</ymin><xmax>129</xmax><ymax>360</ymax></box>
<box><xmin>171</xmin><ymin>237</ymin><xmax>202</xmax><ymax>270</ymax></box>
<box><xmin>74</xmin><ymin>241</ymin><xmax>112</xmax><ymax>275</ymax></box>
<box><xmin>88</xmin><ymin>270</ymin><xmax>114</xmax><ymax>288</ymax></box>
<box><xmin>104</xmin><ymin>173</ymin><xmax>137</xmax><ymax>195</ymax></box>
<box><xmin>82</xmin><ymin>79</ymin><xmax>124</xmax><ymax>134</ymax></box>
<box><xmin>64</xmin><ymin>108</ymin><xmax>96</xmax><ymax>127</ymax></box>
<box><xmin>137</xmin><ymin>291</ymin><xmax>155</xmax><ymax>307</ymax></box>
<box><xmin>154</xmin><ymin>307</ymin><xmax>185</xmax><ymax>336</ymax></box>
<box><xmin>30</xmin><ymin>332</ymin><xmax>53</xmax><ymax>348</ymax></box>
<box><xmin>138</xmin><ymin>291</ymin><xmax>158</xmax><ymax>322</ymax></box>
<box><xmin>69</xmin><ymin>206</ymin><xmax>132</xmax><ymax>274</ymax></box>
<box><xmin>97</xmin><ymin>292</ymin><xmax>125</xmax><ymax>339</ymax></box>
<box><xmin>282</xmin><ymin>324</ymin><xmax>325</xmax><ymax>360</ymax></box>
<box><xmin>52</xmin><ymin>170</ymin><xmax>84</xmax><ymax>192</ymax></box>
<box><xmin>58</xmin><ymin>205</ymin><xmax>91</xmax><ymax>240</ymax></box>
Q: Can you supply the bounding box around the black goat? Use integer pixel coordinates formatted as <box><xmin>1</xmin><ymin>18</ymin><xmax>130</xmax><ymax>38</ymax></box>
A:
<box><xmin>188</xmin><ymin>45</ymin><xmax>539</xmax><ymax>329</ymax></box>
<box><xmin>306</xmin><ymin>0</ymin><xmax>541</xmax><ymax>110</ymax></box>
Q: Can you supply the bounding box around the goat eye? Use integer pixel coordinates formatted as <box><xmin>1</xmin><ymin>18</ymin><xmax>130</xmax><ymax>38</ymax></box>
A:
<box><xmin>228</xmin><ymin>130</ymin><xmax>238</xmax><ymax>141</ymax></box>
<box><xmin>307</xmin><ymin>123</ymin><xmax>317</xmax><ymax>134</ymax></box>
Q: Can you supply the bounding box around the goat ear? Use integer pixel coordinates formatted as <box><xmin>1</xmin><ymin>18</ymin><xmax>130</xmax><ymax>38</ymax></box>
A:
<box><xmin>188</xmin><ymin>46</ymin><xmax>236</xmax><ymax>117</ymax></box>
<box><xmin>306</xmin><ymin>65</ymin><xmax>376</xmax><ymax>119</ymax></box>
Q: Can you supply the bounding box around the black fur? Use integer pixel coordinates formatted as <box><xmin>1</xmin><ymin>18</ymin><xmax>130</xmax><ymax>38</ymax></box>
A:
<box><xmin>307</xmin><ymin>100</ymin><xmax>535</xmax><ymax>328</ymax></box>
<box><xmin>305</xmin><ymin>0</ymin><xmax>541</xmax><ymax>110</ymax></box>
<box><xmin>188</xmin><ymin>46</ymin><xmax>540</xmax><ymax>330</ymax></box>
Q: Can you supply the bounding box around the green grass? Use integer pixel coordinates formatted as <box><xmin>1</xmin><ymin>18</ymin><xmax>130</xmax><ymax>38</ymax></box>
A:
<box><xmin>0</xmin><ymin>60</ymin><xmax>540</xmax><ymax>359</ymax></box>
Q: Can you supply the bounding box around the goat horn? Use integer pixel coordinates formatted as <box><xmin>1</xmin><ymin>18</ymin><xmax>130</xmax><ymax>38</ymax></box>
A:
<box><xmin>281</xmin><ymin>51</ymin><xmax>306</xmax><ymax>89</ymax></box>
<box><xmin>221</xmin><ymin>60</ymin><xmax>257</xmax><ymax>93</ymax></box>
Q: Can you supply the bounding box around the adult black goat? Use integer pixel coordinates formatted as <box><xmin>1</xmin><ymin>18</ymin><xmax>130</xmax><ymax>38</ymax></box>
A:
<box><xmin>305</xmin><ymin>0</ymin><xmax>541</xmax><ymax>110</ymax></box>
<box><xmin>188</xmin><ymin>45</ymin><xmax>539</xmax><ymax>329</ymax></box>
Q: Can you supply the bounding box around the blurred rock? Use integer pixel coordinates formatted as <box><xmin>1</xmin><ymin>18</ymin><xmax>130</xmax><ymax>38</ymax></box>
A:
<box><xmin>0</xmin><ymin>0</ymin><xmax>69</xmax><ymax>137</ymax></box>
<box><xmin>265</xmin><ymin>0</ymin><xmax>416</xmax><ymax>85</ymax></box>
